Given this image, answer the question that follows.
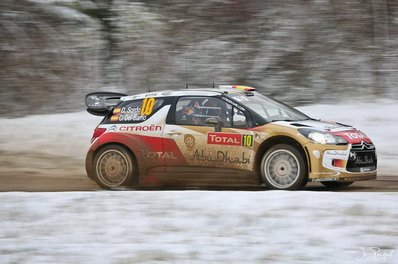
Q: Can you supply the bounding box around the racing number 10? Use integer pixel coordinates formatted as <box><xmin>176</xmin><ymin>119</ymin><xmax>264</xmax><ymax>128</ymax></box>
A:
<box><xmin>140</xmin><ymin>98</ymin><xmax>155</xmax><ymax>116</ymax></box>
<box><xmin>242</xmin><ymin>135</ymin><xmax>253</xmax><ymax>147</ymax></box>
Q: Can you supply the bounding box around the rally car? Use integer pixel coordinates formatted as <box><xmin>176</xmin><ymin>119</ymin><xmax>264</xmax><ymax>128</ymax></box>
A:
<box><xmin>85</xmin><ymin>85</ymin><xmax>377</xmax><ymax>190</ymax></box>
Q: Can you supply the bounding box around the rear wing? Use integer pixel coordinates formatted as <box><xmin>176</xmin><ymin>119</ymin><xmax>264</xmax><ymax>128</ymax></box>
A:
<box><xmin>85</xmin><ymin>92</ymin><xmax>127</xmax><ymax>116</ymax></box>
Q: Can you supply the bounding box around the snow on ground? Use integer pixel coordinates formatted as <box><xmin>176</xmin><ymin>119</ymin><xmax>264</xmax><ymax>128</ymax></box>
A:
<box><xmin>0</xmin><ymin>110</ymin><xmax>102</xmax><ymax>160</ymax></box>
<box><xmin>0</xmin><ymin>99</ymin><xmax>396</xmax><ymax>175</ymax></box>
<box><xmin>0</xmin><ymin>191</ymin><xmax>397</xmax><ymax>263</ymax></box>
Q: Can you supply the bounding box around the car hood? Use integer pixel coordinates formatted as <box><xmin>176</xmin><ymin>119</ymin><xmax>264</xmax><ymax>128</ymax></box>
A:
<box><xmin>287</xmin><ymin>119</ymin><xmax>352</xmax><ymax>131</ymax></box>
<box><xmin>273</xmin><ymin>119</ymin><xmax>373</xmax><ymax>144</ymax></box>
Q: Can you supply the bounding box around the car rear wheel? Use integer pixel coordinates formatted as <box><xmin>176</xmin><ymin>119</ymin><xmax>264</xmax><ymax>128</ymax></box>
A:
<box><xmin>93</xmin><ymin>145</ymin><xmax>136</xmax><ymax>189</ymax></box>
<box><xmin>261</xmin><ymin>144</ymin><xmax>307</xmax><ymax>190</ymax></box>
<box><xmin>321</xmin><ymin>181</ymin><xmax>354</xmax><ymax>189</ymax></box>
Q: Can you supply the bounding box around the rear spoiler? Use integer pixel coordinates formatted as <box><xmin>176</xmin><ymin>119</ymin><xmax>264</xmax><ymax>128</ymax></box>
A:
<box><xmin>85</xmin><ymin>92</ymin><xmax>127</xmax><ymax>116</ymax></box>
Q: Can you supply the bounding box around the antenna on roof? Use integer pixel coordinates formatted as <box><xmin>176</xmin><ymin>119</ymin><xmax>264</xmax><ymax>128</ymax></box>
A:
<box><xmin>146</xmin><ymin>80</ymin><xmax>151</xmax><ymax>92</ymax></box>
<box><xmin>185</xmin><ymin>57</ymin><xmax>188</xmax><ymax>89</ymax></box>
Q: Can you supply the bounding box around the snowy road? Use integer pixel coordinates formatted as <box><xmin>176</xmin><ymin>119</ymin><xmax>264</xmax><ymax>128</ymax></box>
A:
<box><xmin>0</xmin><ymin>169</ymin><xmax>398</xmax><ymax>192</ymax></box>
<box><xmin>1</xmin><ymin>191</ymin><xmax>397</xmax><ymax>264</ymax></box>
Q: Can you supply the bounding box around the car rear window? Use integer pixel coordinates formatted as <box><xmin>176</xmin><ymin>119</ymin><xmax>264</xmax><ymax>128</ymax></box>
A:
<box><xmin>104</xmin><ymin>98</ymin><xmax>164</xmax><ymax>124</ymax></box>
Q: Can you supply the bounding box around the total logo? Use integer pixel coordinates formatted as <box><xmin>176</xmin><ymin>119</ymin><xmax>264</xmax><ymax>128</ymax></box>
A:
<box><xmin>342</xmin><ymin>131</ymin><xmax>368</xmax><ymax>140</ymax></box>
<box><xmin>334</xmin><ymin>130</ymin><xmax>371</xmax><ymax>144</ymax></box>
<box><xmin>141</xmin><ymin>150</ymin><xmax>177</xmax><ymax>160</ymax></box>
<box><xmin>207</xmin><ymin>132</ymin><xmax>253</xmax><ymax>147</ymax></box>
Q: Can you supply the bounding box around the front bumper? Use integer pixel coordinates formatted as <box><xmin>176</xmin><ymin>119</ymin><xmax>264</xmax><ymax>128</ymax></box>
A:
<box><xmin>305</xmin><ymin>142</ymin><xmax>377</xmax><ymax>182</ymax></box>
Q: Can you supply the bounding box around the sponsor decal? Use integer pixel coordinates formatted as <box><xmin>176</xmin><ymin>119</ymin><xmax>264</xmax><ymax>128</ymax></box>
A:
<box><xmin>191</xmin><ymin>150</ymin><xmax>251</xmax><ymax>164</ymax></box>
<box><xmin>319</xmin><ymin>120</ymin><xmax>341</xmax><ymax>131</ymax></box>
<box><xmin>184</xmin><ymin>134</ymin><xmax>195</xmax><ymax>150</ymax></box>
<box><xmin>312</xmin><ymin>150</ymin><xmax>320</xmax><ymax>159</ymax></box>
<box><xmin>107</xmin><ymin>125</ymin><xmax>117</xmax><ymax>132</ymax></box>
<box><xmin>207</xmin><ymin>132</ymin><xmax>253</xmax><ymax>147</ymax></box>
<box><xmin>322</xmin><ymin>150</ymin><xmax>350</xmax><ymax>172</ymax></box>
<box><xmin>141</xmin><ymin>150</ymin><xmax>177</xmax><ymax>160</ymax></box>
<box><xmin>343</xmin><ymin>131</ymin><xmax>368</xmax><ymax>140</ymax></box>
<box><xmin>162</xmin><ymin>91</ymin><xmax>172</xmax><ymax>96</ymax></box>
<box><xmin>333</xmin><ymin>130</ymin><xmax>371</xmax><ymax>143</ymax></box>
<box><xmin>119</xmin><ymin>124</ymin><xmax>162</xmax><ymax>132</ymax></box>
<box><xmin>140</xmin><ymin>97</ymin><xmax>155</xmax><ymax>115</ymax></box>
<box><xmin>122</xmin><ymin>95</ymin><xmax>138</xmax><ymax>101</ymax></box>
<box><xmin>208</xmin><ymin>132</ymin><xmax>241</xmax><ymax>146</ymax></box>
<box><xmin>326</xmin><ymin>150</ymin><xmax>348</xmax><ymax>158</ymax></box>
<box><xmin>353</xmin><ymin>155</ymin><xmax>374</xmax><ymax>165</ymax></box>
<box><xmin>348</xmin><ymin>149</ymin><xmax>375</xmax><ymax>166</ymax></box>
<box><xmin>312</xmin><ymin>177</ymin><xmax>338</xmax><ymax>182</ymax></box>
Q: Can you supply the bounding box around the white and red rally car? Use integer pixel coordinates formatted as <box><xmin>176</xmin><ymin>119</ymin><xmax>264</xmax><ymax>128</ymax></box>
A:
<box><xmin>85</xmin><ymin>85</ymin><xmax>377</xmax><ymax>190</ymax></box>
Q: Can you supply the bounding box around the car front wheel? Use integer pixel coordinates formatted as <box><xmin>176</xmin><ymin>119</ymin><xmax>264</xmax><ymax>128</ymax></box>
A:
<box><xmin>261</xmin><ymin>144</ymin><xmax>307</xmax><ymax>190</ymax></box>
<box><xmin>93</xmin><ymin>145</ymin><xmax>136</xmax><ymax>189</ymax></box>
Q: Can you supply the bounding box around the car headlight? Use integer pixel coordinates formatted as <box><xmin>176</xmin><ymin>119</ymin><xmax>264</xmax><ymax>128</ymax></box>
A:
<box><xmin>299</xmin><ymin>129</ymin><xmax>347</xmax><ymax>145</ymax></box>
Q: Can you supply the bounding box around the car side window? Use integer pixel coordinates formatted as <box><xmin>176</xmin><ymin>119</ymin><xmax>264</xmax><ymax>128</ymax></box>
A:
<box><xmin>105</xmin><ymin>98</ymin><xmax>164</xmax><ymax>123</ymax></box>
<box><xmin>175</xmin><ymin>97</ymin><xmax>248</xmax><ymax>128</ymax></box>
<box><xmin>232</xmin><ymin>107</ymin><xmax>248</xmax><ymax>127</ymax></box>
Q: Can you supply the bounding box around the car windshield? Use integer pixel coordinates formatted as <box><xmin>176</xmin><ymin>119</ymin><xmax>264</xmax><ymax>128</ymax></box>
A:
<box><xmin>227</xmin><ymin>92</ymin><xmax>310</xmax><ymax>122</ymax></box>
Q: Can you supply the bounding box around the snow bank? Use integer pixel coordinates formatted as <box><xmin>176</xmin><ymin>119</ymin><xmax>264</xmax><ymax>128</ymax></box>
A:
<box><xmin>0</xmin><ymin>191</ymin><xmax>397</xmax><ymax>263</ymax></box>
<box><xmin>0</xmin><ymin>112</ymin><xmax>102</xmax><ymax>159</ymax></box>
<box><xmin>0</xmin><ymin>100</ymin><xmax>396</xmax><ymax>175</ymax></box>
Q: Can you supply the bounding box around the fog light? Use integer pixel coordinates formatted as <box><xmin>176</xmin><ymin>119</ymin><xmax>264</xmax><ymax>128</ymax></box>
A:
<box><xmin>332</xmin><ymin>159</ymin><xmax>345</xmax><ymax>168</ymax></box>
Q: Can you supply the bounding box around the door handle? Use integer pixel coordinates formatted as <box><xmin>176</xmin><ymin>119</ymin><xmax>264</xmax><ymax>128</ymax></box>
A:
<box><xmin>167</xmin><ymin>131</ymin><xmax>182</xmax><ymax>136</ymax></box>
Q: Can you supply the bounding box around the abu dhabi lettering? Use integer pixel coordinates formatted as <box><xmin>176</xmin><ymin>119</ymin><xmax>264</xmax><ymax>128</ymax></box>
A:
<box><xmin>191</xmin><ymin>150</ymin><xmax>251</xmax><ymax>164</ymax></box>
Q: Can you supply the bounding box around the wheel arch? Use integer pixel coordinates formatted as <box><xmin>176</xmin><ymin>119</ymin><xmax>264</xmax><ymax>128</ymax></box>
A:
<box><xmin>255</xmin><ymin>136</ymin><xmax>310</xmax><ymax>182</ymax></box>
<box><xmin>91</xmin><ymin>141</ymin><xmax>139</xmax><ymax>185</ymax></box>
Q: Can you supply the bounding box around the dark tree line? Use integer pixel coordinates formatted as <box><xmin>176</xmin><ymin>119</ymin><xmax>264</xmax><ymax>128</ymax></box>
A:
<box><xmin>0</xmin><ymin>0</ymin><xmax>397</xmax><ymax>116</ymax></box>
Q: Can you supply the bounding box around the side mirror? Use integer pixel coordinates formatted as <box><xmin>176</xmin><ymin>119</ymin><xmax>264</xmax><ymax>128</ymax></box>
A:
<box><xmin>205</xmin><ymin>117</ymin><xmax>223</xmax><ymax>132</ymax></box>
<box><xmin>85</xmin><ymin>92</ymin><xmax>127</xmax><ymax>116</ymax></box>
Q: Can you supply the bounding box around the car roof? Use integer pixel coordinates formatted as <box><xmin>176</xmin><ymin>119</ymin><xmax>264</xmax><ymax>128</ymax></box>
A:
<box><xmin>120</xmin><ymin>86</ymin><xmax>252</xmax><ymax>101</ymax></box>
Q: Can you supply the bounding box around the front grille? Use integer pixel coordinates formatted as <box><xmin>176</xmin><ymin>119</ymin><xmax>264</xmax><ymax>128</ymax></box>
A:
<box><xmin>346</xmin><ymin>143</ymin><xmax>377</xmax><ymax>172</ymax></box>
<box><xmin>351</xmin><ymin>142</ymin><xmax>375</xmax><ymax>151</ymax></box>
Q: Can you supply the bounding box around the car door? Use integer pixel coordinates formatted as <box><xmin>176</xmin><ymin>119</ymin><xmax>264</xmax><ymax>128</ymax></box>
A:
<box><xmin>162</xmin><ymin>96</ymin><xmax>258</xmax><ymax>186</ymax></box>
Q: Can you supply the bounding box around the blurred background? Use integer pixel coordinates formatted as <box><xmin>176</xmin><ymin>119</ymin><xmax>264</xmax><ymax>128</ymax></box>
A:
<box><xmin>0</xmin><ymin>0</ymin><xmax>397</xmax><ymax>117</ymax></box>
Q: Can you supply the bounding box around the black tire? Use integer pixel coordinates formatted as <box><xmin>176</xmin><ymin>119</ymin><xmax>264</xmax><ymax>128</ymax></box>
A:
<box><xmin>93</xmin><ymin>144</ymin><xmax>137</xmax><ymax>189</ymax></box>
<box><xmin>321</xmin><ymin>181</ymin><xmax>354</xmax><ymax>189</ymax></box>
<box><xmin>260</xmin><ymin>144</ymin><xmax>307</xmax><ymax>190</ymax></box>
